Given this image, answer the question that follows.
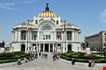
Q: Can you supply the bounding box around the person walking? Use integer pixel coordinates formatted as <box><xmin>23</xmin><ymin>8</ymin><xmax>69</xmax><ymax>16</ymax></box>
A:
<box><xmin>91</xmin><ymin>60</ymin><xmax>95</xmax><ymax>67</ymax></box>
<box><xmin>72</xmin><ymin>58</ymin><xmax>75</xmax><ymax>65</ymax></box>
<box><xmin>88</xmin><ymin>59</ymin><xmax>92</xmax><ymax>67</ymax></box>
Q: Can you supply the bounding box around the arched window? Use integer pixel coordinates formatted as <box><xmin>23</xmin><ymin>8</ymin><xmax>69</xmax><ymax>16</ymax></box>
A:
<box><xmin>56</xmin><ymin>20</ymin><xmax>59</xmax><ymax>24</ymax></box>
<box><xmin>35</xmin><ymin>20</ymin><xmax>38</xmax><ymax>24</ymax></box>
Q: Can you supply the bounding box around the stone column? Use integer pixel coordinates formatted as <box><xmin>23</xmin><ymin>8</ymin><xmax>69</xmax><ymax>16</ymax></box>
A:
<box><xmin>26</xmin><ymin>31</ymin><xmax>29</xmax><ymax>50</ymax></box>
<box><xmin>72</xmin><ymin>31</ymin><xmax>74</xmax><ymax>42</ymax></box>
<box><xmin>43</xmin><ymin>44</ymin><xmax>45</xmax><ymax>52</ymax></box>
<box><xmin>15</xmin><ymin>31</ymin><xmax>16</xmax><ymax>41</ymax></box>
<box><xmin>15</xmin><ymin>31</ymin><xmax>17</xmax><ymax>41</ymax></box>
<box><xmin>53</xmin><ymin>44</ymin><xmax>54</xmax><ymax>52</ymax></box>
<box><xmin>38</xmin><ymin>31</ymin><xmax>40</xmax><ymax>40</ymax></box>
<box><xmin>28</xmin><ymin>31</ymin><xmax>30</xmax><ymax>41</ymax></box>
<box><xmin>18</xmin><ymin>30</ymin><xmax>21</xmax><ymax>41</ymax></box>
<box><xmin>74</xmin><ymin>31</ymin><xmax>76</xmax><ymax>42</ymax></box>
<box><xmin>29</xmin><ymin>31</ymin><xmax>31</xmax><ymax>41</ymax></box>
<box><xmin>49</xmin><ymin>44</ymin><xmax>50</xmax><ymax>52</ymax></box>
<box><xmin>12</xmin><ymin>31</ymin><xmax>14</xmax><ymax>42</ymax></box>
<box><xmin>37</xmin><ymin>44</ymin><xmax>39</xmax><ymax>52</ymax></box>
<box><xmin>17</xmin><ymin>30</ymin><xmax>19</xmax><ymax>41</ymax></box>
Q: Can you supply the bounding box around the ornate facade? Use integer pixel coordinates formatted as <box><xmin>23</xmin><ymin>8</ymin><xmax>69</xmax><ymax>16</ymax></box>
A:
<box><xmin>11</xmin><ymin>4</ymin><xmax>81</xmax><ymax>53</ymax></box>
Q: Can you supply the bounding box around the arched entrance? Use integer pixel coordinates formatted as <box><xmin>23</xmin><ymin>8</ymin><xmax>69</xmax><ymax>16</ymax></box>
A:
<box><xmin>21</xmin><ymin>44</ymin><xmax>25</xmax><ymax>52</ymax></box>
<box><xmin>68</xmin><ymin>44</ymin><xmax>72</xmax><ymax>52</ymax></box>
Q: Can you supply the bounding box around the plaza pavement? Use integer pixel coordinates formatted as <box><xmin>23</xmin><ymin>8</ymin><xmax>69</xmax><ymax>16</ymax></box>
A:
<box><xmin>0</xmin><ymin>55</ymin><xmax>105</xmax><ymax>70</ymax></box>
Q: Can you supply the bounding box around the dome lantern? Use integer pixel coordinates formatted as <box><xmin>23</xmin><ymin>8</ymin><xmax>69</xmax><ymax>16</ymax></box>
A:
<box><xmin>45</xmin><ymin>3</ymin><xmax>49</xmax><ymax>11</ymax></box>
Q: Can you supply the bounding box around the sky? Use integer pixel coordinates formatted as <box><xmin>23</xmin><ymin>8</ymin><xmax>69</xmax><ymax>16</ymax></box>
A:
<box><xmin>0</xmin><ymin>0</ymin><xmax>106</xmax><ymax>42</ymax></box>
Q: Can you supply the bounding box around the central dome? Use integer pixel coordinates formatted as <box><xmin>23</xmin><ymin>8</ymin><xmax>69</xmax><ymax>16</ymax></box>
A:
<box><xmin>37</xmin><ymin>3</ymin><xmax>57</xmax><ymax>17</ymax></box>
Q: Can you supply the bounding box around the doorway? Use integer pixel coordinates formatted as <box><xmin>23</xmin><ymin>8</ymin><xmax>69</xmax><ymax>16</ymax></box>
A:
<box><xmin>21</xmin><ymin>44</ymin><xmax>25</xmax><ymax>52</ymax></box>
<box><xmin>68</xmin><ymin>44</ymin><xmax>72</xmax><ymax>52</ymax></box>
<box><xmin>45</xmin><ymin>44</ymin><xmax>49</xmax><ymax>52</ymax></box>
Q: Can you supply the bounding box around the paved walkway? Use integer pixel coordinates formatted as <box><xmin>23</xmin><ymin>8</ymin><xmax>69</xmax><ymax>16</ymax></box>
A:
<box><xmin>0</xmin><ymin>55</ymin><xmax>105</xmax><ymax>70</ymax></box>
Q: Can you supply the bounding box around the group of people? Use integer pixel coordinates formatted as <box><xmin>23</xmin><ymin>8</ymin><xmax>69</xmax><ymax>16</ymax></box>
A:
<box><xmin>17</xmin><ymin>51</ymin><xmax>95</xmax><ymax>67</ymax></box>
<box><xmin>52</xmin><ymin>48</ymin><xmax>60</xmax><ymax>61</ymax></box>
<box><xmin>52</xmin><ymin>53</ymin><xmax>59</xmax><ymax>61</ymax></box>
<box><xmin>17</xmin><ymin>53</ymin><xmax>38</xmax><ymax>65</ymax></box>
<box><xmin>71</xmin><ymin>58</ymin><xmax>95</xmax><ymax>67</ymax></box>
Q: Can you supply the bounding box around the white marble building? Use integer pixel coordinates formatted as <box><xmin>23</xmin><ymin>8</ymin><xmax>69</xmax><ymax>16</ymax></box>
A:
<box><xmin>11</xmin><ymin>4</ymin><xmax>81</xmax><ymax>53</ymax></box>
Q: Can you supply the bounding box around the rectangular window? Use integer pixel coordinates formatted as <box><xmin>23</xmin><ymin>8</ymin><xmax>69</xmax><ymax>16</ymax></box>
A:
<box><xmin>43</xmin><ymin>35</ymin><xmax>51</xmax><ymax>40</ymax></box>
<box><xmin>56</xmin><ymin>20</ymin><xmax>59</xmax><ymax>24</ymax></box>
<box><xmin>32</xmin><ymin>31</ymin><xmax>37</xmax><ymax>40</ymax></box>
<box><xmin>40</xmin><ymin>44</ymin><xmax>43</xmax><ymax>52</ymax></box>
<box><xmin>21</xmin><ymin>31</ymin><xmax>26</xmax><ymax>40</ymax></box>
<box><xmin>105</xmin><ymin>38</ymin><xmax>106</xmax><ymax>42</ymax></box>
<box><xmin>67</xmin><ymin>31</ymin><xmax>72</xmax><ymax>40</ymax></box>
<box><xmin>56</xmin><ymin>32</ymin><xmax>62</xmax><ymax>40</ymax></box>
<box><xmin>35</xmin><ymin>20</ymin><xmax>38</xmax><ymax>24</ymax></box>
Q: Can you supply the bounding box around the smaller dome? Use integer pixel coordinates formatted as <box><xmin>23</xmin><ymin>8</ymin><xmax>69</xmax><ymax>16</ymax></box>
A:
<box><xmin>37</xmin><ymin>3</ymin><xmax>58</xmax><ymax>17</ymax></box>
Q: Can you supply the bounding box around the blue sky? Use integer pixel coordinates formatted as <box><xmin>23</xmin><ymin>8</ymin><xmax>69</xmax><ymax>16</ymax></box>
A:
<box><xmin>0</xmin><ymin>0</ymin><xmax>106</xmax><ymax>42</ymax></box>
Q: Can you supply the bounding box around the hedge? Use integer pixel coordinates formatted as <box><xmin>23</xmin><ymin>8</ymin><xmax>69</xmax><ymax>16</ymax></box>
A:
<box><xmin>0</xmin><ymin>52</ymin><xmax>32</xmax><ymax>63</ymax></box>
<box><xmin>60</xmin><ymin>52</ymin><xmax>106</xmax><ymax>63</ymax></box>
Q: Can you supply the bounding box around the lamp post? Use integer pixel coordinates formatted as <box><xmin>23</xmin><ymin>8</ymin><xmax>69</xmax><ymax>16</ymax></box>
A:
<box><xmin>103</xmin><ymin>43</ymin><xmax>106</xmax><ymax>61</ymax></box>
<box><xmin>27</xmin><ymin>19</ymin><xmax>33</xmax><ymax>53</ymax></box>
<box><xmin>62</xmin><ymin>21</ymin><xmax>66</xmax><ymax>52</ymax></box>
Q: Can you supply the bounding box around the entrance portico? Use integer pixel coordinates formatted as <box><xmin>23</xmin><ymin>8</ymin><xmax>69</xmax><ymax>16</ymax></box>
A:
<box><xmin>39</xmin><ymin>43</ymin><xmax>55</xmax><ymax>52</ymax></box>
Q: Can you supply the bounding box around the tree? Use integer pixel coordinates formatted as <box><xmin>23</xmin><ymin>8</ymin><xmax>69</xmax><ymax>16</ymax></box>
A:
<box><xmin>2</xmin><ymin>41</ymin><xmax>5</xmax><ymax>47</ymax></box>
<box><xmin>0</xmin><ymin>41</ymin><xmax>5</xmax><ymax>48</ymax></box>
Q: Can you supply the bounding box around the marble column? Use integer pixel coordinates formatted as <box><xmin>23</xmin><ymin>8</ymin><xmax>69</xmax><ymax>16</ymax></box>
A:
<box><xmin>17</xmin><ymin>30</ymin><xmax>19</xmax><ymax>41</ymax></box>
<box><xmin>53</xmin><ymin>44</ymin><xmax>54</xmax><ymax>52</ymax></box>
<box><xmin>18</xmin><ymin>30</ymin><xmax>21</xmax><ymax>41</ymax></box>
<box><xmin>38</xmin><ymin>31</ymin><xmax>39</xmax><ymax>40</ymax></box>
<box><xmin>72</xmin><ymin>31</ymin><xmax>74</xmax><ymax>42</ymax></box>
<box><xmin>43</xmin><ymin>44</ymin><xmax>45</xmax><ymax>52</ymax></box>
<box><xmin>28</xmin><ymin>31</ymin><xmax>31</xmax><ymax>41</ymax></box>
<box><xmin>49</xmin><ymin>44</ymin><xmax>50</xmax><ymax>52</ymax></box>
<box><xmin>38</xmin><ymin>44</ymin><xmax>39</xmax><ymax>52</ymax></box>
<box><xmin>15</xmin><ymin>30</ymin><xmax>17</xmax><ymax>41</ymax></box>
<box><xmin>12</xmin><ymin>31</ymin><xmax>15</xmax><ymax>42</ymax></box>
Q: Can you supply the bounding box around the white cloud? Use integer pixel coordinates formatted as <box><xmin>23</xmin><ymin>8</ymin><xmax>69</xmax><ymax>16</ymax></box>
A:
<box><xmin>23</xmin><ymin>0</ymin><xmax>35</xmax><ymax>4</ymax></box>
<box><xmin>4</xmin><ymin>2</ymin><xmax>15</xmax><ymax>6</ymax></box>
<box><xmin>100</xmin><ymin>9</ymin><xmax>106</xmax><ymax>23</ymax></box>
<box><xmin>0</xmin><ymin>2</ymin><xmax>15</xmax><ymax>11</ymax></box>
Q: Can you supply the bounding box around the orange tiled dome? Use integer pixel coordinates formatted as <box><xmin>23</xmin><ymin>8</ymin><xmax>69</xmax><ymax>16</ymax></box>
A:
<box><xmin>38</xmin><ymin>11</ymin><xmax>57</xmax><ymax>17</ymax></box>
<box><xmin>37</xmin><ymin>3</ymin><xmax>57</xmax><ymax>17</ymax></box>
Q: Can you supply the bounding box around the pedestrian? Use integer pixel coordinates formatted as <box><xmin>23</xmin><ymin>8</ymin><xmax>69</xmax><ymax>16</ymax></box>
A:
<box><xmin>72</xmin><ymin>58</ymin><xmax>75</xmax><ymax>65</ymax></box>
<box><xmin>35</xmin><ymin>53</ymin><xmax>38</xmax><ymax>59</ymax></box>
<box><xmin>91</xmin><ymin>60</ymin><xmax>95</xmax><ymax>67</ymax></box>
<box><xmin>88</xmin><ymin>59</ymin><xmax>92</xmax><ymax>67</ymax></box>
<box><xmin>53</xmin><ymin>54</ymin><xmax>56</xmax><ymax>61</ymax></box>
<box><xmin>17</xmin><ymin>59</ymin><xmax>22</xmax><ymax>65</ymax></box>
<box><xmin>39</xmin><ymin>52</ymin><xmax>41</xmax><ymax>56</ymax></box>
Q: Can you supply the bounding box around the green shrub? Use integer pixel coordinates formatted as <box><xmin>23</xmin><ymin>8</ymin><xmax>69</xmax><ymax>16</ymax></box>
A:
<box><xmin>0</xmin><ymin>59</ymin><xmax>17</xmax><ymax>64</ymax></box>
<box><xmin>60</xmin><ymin>52</ymin><xmax>106</xmax><ymax>63</ymax></box>
<box><xmin>0</xmin><ymin>52</ymin><xmax>32</xmax><ymax>64</ymax></box>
